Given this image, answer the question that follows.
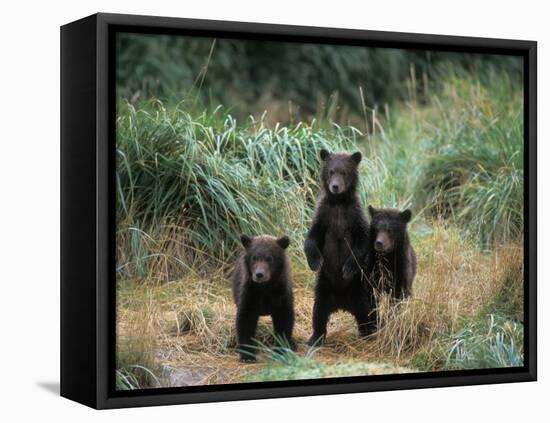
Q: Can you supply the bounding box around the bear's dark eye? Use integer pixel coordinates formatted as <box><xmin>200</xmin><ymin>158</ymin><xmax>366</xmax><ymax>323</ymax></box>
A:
<box><xmin>329</xmin><ymin>169</ymin><xmax>335</xmax><ymax>176</ymax></box>
<box><xmin>251</xmin><ymin>255</ymin><xmax>258</xmax><ymax>261</ymax></box>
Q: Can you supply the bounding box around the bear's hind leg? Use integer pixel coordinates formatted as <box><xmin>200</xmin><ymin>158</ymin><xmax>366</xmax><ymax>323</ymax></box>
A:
<box><xmin>308</xmin><ymin>291</ymin><xmax>332</xmax><ymax>346</ymax></box>
<box><xmin>351</xmin><ymin>297</ymin><xmax>377</xmax><ymax>338</ymax></box>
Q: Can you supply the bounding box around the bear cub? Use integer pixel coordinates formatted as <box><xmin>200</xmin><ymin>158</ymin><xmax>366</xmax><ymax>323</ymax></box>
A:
<box><xmin>232</xmin><ymin>234</ymin><xmax>295</xmax><ymax>362</ymax></box>
<box><xmin>366</xmin><ymin>206</ymin><xmax>417</xmax><ymax>299</ymax></box>
<box><xmin>304</xmin><ymin>149</ymin><xmax>374</xmax><ymax>345</ymax></box>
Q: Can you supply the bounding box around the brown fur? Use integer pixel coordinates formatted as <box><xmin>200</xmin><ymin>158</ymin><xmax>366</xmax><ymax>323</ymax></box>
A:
<box><xmin>232</xmin><ymin>235</ymin><xmax>295</xmax><ymax>362</ymax></box>
<box><xmin>304</xmin><ymin>150</ymin><xmax>374</xmax><ymax>345</ymax></box>
<box><xmin>366</xmin><ymin>206</ymin><xmax>417</xmax><ymax>298</ymax></box>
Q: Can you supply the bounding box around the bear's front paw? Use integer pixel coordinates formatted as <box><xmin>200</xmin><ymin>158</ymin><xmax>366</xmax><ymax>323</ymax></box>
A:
<box><xmin>304</xmin><ymin>240</ymin><xmax>323</xmax><ymax>272</ymax></box>
<box><xmin>306</xmin><ymin>252</ymin><xmax>323</xmax><ymax>272</ymax></box>
<box><xmin>342</xmin><ymin>259</ymin><xmax>358</xmax><ymax>280</ymax></box>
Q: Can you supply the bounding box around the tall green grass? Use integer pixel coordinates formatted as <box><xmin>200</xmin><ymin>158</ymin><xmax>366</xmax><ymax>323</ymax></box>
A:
<box><xmin>418</xmin><ymin>74</ymin><xmax>524</xmax><ymax>246</ymax></box>
<box><xmin>116</xmin><ymin>101</ymin><xmax>368</xmax><ymax>279</ymax></box>
<box><xmin>116</xmin><ymin>72</ymin><xmax>523</xmax><ymax>282</ymax></box>
<box><xmin>444</xmin><ymin>315</ymin><xmax>524</xmax><ymax>370</ymax></box>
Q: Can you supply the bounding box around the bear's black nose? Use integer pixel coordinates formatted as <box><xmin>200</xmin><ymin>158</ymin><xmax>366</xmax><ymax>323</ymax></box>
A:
<box><xmin>331</xmin><ymin>184</ymin><xmax>339</xmax><ymax>192</ymax></box>
<box><xmin>255</xmin><ymin>272</ymin><xmax>264</xmax><ymax>279</ymax></box>
<box><xmin>375</xmin><ymin>240</ymin><xmax>383</xmax><ymax>249</ymax></box>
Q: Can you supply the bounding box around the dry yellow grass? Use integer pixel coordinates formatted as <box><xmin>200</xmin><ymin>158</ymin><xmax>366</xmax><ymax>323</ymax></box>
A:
<box><xmin>116</xmin><ymin>221</ymin><xmax>523</xmax><ymax>387</ymax></box>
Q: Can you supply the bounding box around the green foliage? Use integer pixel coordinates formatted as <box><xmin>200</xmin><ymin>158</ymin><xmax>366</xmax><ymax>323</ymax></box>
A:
<box><xmin>444</xmin><ymin>315</ymin><xmax>524</xmax><ymax>370</ymax></box>
<box><xmin>116</xmin><ymin>100</ymin><xmax>367</xmax><ymax>278</ymax></box>
<box><xmin>116</xmin><ymin>33</ymin><xmax>523</xmax><ymax>123</ymax></box>
<box><xmin>238</xmin><ymin>333</ymin><xmax>316</xmax><ymax>365</ymax></box>
<box><xmin>417</xmin><ymin>74</ymin><xmax>524</xmax><ymax>246</ymax></box>
<box><xmin>116</xmin><ymin>352</ymin><xmax>161</xmax><ymax>390</ymax></box>
<box><xmin>247</xmin><ymin>358</ymin><xmax>415</xmax><ymax>382</ymax></box>
<box><xmin>116</xmin><ymin>365</ymin><xmax>161</xmax><ymax>390</ymax></box>
<box><xmin>244</xmin><ymin>338</ymin><xmax>415</xmax><ymax>382</ymax></box>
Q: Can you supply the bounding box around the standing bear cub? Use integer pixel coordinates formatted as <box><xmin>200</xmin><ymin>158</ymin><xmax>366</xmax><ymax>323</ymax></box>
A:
<box><xmin>366</xmin><ymin>206</ymin><xmax>417</xmax><ymax>299</ymax></box>
<box><xmin>233</xmin><ymin>234</ymin><xmax>295</xmax><ymax>362</ymax></box>
<box><xmin>304</xmin><ymin>149</ymin><xmax>374</xmax><ymax>345</ymax></box>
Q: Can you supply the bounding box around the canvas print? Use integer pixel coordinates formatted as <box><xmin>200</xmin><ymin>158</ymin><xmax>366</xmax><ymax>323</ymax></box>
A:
<box><xmin>115</xmin><ymin>33</ymin><xmax>524</xmax><ymax>390</ymax></box>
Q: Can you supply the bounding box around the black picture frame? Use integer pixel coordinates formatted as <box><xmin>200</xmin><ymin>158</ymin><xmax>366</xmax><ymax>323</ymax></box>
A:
<box><xmin>60</xmin><ymin>12</ymin><xmax>537</xmax><ymax>409</ymax></box>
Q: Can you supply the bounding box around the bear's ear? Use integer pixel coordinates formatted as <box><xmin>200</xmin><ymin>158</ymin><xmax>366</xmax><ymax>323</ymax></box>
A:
<box><xmin>400</xmin><ymin>209</ymin><xmax>412</xmax><ymax>223</ymax></box>
<box><xmin>240</xmin><ymin>234</ymin><xmax>253</xmax><ymax>249</ymax></box>
<box><xmin>351</xmin><ymin>151</ymin><xmax>362</xmax><ymax>165</ymax></box>
<box><xmin>320</xmin><ymin>149</ymin><xmax>330</xmax><ymax>161</ymax></box>
<box><xmin>368</xmin><ymin>205</ymin><xmax>377</xmax><ymax>217</ymax></box>
<box><xmin>277</xmin><ymin>235</ymin><xmax>290</xmax><ymax>250</ymax></box>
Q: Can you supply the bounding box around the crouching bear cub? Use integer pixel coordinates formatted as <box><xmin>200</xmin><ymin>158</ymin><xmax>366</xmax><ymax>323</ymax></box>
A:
<box><xmin>304</xmin><ymin>149</ymin><xmax>374</xmax><ymax>345</ymax></box>
<box><xmin>366</xmin><ymin>206</ymin><xmax>417</xmax><ymax>299</ymax></box>
<box><xmin>233</xmin><ymin>234</ymin><xmax>295</xmax><ymax>362</ymax></box>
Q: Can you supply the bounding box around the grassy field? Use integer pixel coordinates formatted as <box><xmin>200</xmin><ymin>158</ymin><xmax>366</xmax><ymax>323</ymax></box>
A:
<box><xmin>115</xmin><ymin>71</ymin><xmax>524</xmax><ymax>389</ymax></box>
